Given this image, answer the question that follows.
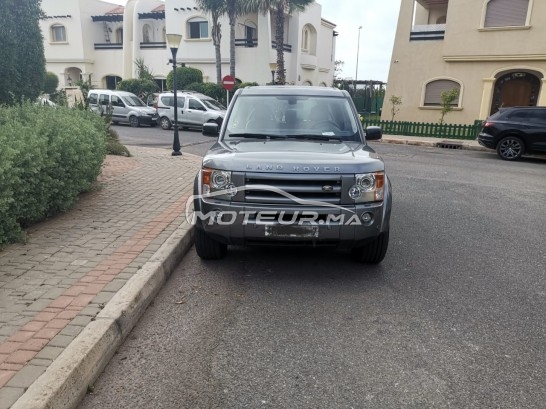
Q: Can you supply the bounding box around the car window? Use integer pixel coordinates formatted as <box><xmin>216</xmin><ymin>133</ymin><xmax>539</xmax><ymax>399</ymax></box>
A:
<box><xmin>99</xmin><ymin>94</ymin><xmax>109</xmax><ymax>105</ymax></box>
<box><xmin>88</xmin><ymin>94</ymin><xmax>98</xmax><ymax>105</ymax></box>
<box><xmin>160</xmin><ymin>96</ymin><xmax>185</xmax><ymax>108</ymax></box>
<box><xmin>188</xmin><ymin>99</ymin><xmax>205</xmax><ymax>110</ymax></box>
<box><xmin>111</xmin><ymin>95</ymin><xmax>124</xmax><ymax>107</ymax></box>
<box><xmin>224</xmin><ymin>95</ymin><xmax>361</xmax><ymax>141</ymax></box>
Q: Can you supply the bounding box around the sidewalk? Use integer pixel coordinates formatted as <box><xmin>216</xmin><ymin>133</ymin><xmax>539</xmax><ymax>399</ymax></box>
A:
<box><xmin>0</xmin><ymin>135</ymin><xmax>484</xmax><ymax>409</ymax></box>
<box><xmin>0</xmin><ymin>147</ymin><xmax>201</xmax><ymax>409</ymax></box>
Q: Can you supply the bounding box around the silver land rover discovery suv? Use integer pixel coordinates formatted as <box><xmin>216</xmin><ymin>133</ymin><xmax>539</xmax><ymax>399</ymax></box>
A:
<box><xmin>191</xmin><ymin>86</ymin><xmax>392</xmax><ymax>263</ymax></box>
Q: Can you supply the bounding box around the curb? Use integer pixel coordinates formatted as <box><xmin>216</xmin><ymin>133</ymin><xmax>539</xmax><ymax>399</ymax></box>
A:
<box><xmin>11</xmin><ymin>224</ymin><xmax>195</xmax><ymax>409</ymax></box>
<box><xmin>374</xmin><ymin>137</ymin><xmax>488</xmax><ymax>152</ymax></box>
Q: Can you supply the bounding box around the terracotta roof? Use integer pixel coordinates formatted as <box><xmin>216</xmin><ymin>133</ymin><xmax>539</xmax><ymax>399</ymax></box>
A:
<box><xmin>152</xmin><ymin>4</ymin><xmax>165</xmax><ymax>12</ymax></box>
<box><xmin>105</xmin><ymin>6</ymin><xmax>124</xmax><ymax>15</ymax></box>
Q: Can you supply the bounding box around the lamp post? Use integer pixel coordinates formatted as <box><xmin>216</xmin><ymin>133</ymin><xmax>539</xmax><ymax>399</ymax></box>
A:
<box><xmin>355</xmin><ymin>26</ymin><xmax>362</xmax><ymax>93</ymax></box>
<box><xmin>166</xmin><ymin>33</ymin><xmax>183</xmax><ymax>156</ymax></box>
<box><xmin>269</xmin><ymin>62</ymin><xmax>277</xmax><ymax>85</ymax></box>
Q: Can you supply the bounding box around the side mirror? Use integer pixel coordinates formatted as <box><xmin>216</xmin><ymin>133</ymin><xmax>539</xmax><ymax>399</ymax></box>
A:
<box><xmin>365</xmin><ymin>126</ymin><xmax>382</xmax><ymax>141</ymax></box>
<box><xmin>202</xmin><ymin>122</ymin><xmax>219</xmax><ymax>136</ymax></box>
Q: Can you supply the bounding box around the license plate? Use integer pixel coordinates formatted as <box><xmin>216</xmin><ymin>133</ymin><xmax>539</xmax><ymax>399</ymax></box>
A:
<box><xmin>265</xmin><ymin>225</ymin><xmax>319</xmax><ymax>238</ymax></box>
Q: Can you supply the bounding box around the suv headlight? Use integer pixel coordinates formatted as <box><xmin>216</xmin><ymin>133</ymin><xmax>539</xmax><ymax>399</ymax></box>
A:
<box><xmin>348</xmin><ymin>172</ymin><xmax>384</xmax><ymax>202</ymax></box>
<box><xmin>201</xmin><ymin>168</ymin><xmax>237</xmax><ymax>198</ymax></box>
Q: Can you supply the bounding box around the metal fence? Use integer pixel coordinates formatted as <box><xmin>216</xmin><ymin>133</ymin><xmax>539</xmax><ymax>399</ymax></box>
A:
<box><xmin>362</xmin><ymin>119</ymin><xmax>483</xmax><ymax>140</ymax></box>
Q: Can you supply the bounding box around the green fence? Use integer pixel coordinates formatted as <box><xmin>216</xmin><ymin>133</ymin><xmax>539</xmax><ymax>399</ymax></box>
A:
<box><xmin>362</xmin><ymin>119</ymin><xmax>483</xmax><ymax>140</ymax></box>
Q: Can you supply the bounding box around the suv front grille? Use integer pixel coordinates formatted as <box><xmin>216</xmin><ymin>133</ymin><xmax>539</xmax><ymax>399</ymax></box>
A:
<box><xmin>243</xmin><ymin>173</ymin><xmax>342</xmax><ymax>205</ymax></box>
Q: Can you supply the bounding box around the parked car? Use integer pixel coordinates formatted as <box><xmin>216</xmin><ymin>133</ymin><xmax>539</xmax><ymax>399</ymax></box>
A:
<box><xmin>192</xmin><ymin>86</ymin><xmax>392</xmax><ymax>263</ymax></box>
<box><xmin>155</xmin><ymin>91</ymin><xmax>226</xmax><ymax>130</ymax></box>
<box><xmin>478</xmin><ymin>106</ymin><xmax>546</xmax><ymax>160</ymax></box>
<box><xmin>88</xmin><ymin>89</ymin><xmax>158</xmax><ymax>127</ymax></box>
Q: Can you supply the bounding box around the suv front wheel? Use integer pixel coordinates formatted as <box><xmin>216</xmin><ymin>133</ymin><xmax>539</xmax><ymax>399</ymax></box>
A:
<box><xmin>497</xmin><ymin>136</ymin><xmax>524</xmax><ymax>161</ymax></box>
<box><xmin>194</xmin><ymin>228</ymin><xmax>227</xmax><ymax>260</ymax></box>
<box><xmin>351</xmin><ymin>231</ymin><xmax>389</xmax><ymax>264</ymax></box>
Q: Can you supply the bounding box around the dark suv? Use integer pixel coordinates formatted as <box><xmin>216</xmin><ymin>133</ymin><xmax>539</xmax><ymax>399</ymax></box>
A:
<box><xmin>478</xmin><ymin>107</ymin><xmax>546</xmax><ymax>160</ymax></box>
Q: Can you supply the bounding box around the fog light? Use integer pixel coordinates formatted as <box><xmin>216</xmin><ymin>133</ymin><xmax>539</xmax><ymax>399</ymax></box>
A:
<box><xmin>361</xmin><ymin>212</ymin><xmax>373</xmax><ymax>224</ymax></box>
<box><xmin>226</xmin><ymin>184</ymin><xmax>237</xmax><ymax>197</ymax></box>
<box><xmin>349</xmin><ymin>186</ymin><xmax>362</xmax><ymax>200</ymax></box>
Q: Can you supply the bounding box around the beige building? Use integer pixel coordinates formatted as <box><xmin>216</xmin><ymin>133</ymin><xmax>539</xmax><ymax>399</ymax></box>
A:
<box><xmin>382</xmin><ymin>0</ymin><xmax>546</xmax><ymax>124</ymax></box>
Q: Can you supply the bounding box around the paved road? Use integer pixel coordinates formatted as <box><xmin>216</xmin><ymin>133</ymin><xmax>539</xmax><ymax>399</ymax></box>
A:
<box><xmin>113</xmin><ymin>123</ymin><xmax>215</xmax><ymax>157</ymax></box>
<box><xmin>80</xmin><ymin>144</ymin><xmax>546</xmax><ymax>408</ymax></box>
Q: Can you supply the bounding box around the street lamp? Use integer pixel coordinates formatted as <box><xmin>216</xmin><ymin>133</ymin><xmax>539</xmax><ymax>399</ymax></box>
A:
<box><xmin>166</xmin><ymin>33</ymin><xmax>183</xmax><ymax>156</ymax></box>
<box><xmin>269</xmin><ymin>62</ymin><xmax>277</xmax><ymax>85</ymax></box>
<box><xmin>355</xmin><ymin>26</ymin><xmax>362</xmax><ymax>93</ymax></box>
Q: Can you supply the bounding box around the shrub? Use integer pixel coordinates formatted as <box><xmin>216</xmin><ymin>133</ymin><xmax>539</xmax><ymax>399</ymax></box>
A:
<box><xmin>43</xmin><ymin>72</ymin><xmax>59</xmax><ymax>95</ymax></box>
<box><xmin>0</xmin><ymin>102</ymin><xmax>107</xmax><ymax>246</ymax></box>
<box><xmin>116</xmin><ymin>78</ymin><xmax>158</xmax><ymax>100</ymax></box>
<box><xmin>166</xmin><ymin>67</ymin><xmax>203</xmax><ymax>90</ymax></box>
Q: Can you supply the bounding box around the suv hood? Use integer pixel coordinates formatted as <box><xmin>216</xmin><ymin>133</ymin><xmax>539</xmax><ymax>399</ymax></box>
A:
<box><xmin>202</xmin><ymin>140</ymin><xmax>384</xmax><ymax>173</ymax></box>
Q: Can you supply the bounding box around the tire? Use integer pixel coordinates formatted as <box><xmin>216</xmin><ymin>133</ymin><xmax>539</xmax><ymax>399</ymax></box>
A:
<box><xmin>496</xmin><ymin>136</ymin><xmax>524</xmax><ymax>161</ymax></box>
<box><xmin>194</xmin><ymin>228</ymin><xmax>228</xmax><ymax>260</ymax></box>
<box><xmin>159</xmin><ymin>116</ymin><xmax>172</xmax><ymax>130</ymax></box>
<box><xmin>129</xmin><ymin>116</ymin><xmax>140</xmax><ymax>128</ymax></box>
<box><xmin>351</xmin><ymin>231</ymin><xmax>389</xmax><ymax>264</ymax></box>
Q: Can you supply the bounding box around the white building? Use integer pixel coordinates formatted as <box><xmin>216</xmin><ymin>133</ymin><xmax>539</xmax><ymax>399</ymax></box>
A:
<box><xmin>39</xmin><ymin>0</ymin><xmax>337</xmax><ymax>90</ymax></box>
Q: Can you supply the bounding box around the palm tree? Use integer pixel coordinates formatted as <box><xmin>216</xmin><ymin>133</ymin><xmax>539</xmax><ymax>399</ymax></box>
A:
<box><xmin>243</xmin><ymin>0</ymin><xmax>314</xmax><ymax>84</ymax></box>
<box><xmin>196</xmin><ymin>0</ymin><xmax>226</xmax><ymax>83</ymax></box>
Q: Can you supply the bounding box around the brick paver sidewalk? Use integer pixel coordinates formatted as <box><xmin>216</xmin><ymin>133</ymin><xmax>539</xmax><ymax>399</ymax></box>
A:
<box><xmin>0</xmin><ymin>147</ymin><xmax>201</xmax><ymax>408</ymax></box>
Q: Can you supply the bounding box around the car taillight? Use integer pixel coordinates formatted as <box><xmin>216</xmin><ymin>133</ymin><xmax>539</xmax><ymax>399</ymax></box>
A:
<box><xmin>484</xmin><ymin>121</ymin><xmax>493</xmax><ymax>127</ymax></box>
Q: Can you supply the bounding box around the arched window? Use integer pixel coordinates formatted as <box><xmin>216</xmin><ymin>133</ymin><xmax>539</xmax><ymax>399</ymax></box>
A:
<box><xmin>51</xmin><ymin>24</ymin><xmax>66</xmax><ymax>42</ymax></box>
<box><xmin>115</xmin><ymin>28</ymin><xmax>123</xmax><ymax>44</ymax></box>
<box><xmin>187</xmin><ymin>17</ymin><xmax>209</xmax><ymax>39</ymax></box>
<box><xmin>301</xmin><ymin>24</ymin><xmax>317</xmax><ymax>55</ymax></box>
<box><xmin>143</xmin><ymin>24</ymin><xmax>152</xmax><ymax>43</ymax></box>
<box><xmin>423</xmin><ymin>79</ymin><xmax>461</xmax><ymax>106</ymax></box>
<box><xmin>484</xmin><ymin>0</ymin><xmax>529</xmax><ymax>28</ymax></box>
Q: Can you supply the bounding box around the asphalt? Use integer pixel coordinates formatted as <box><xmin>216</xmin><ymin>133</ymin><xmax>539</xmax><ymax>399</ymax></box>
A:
<box><xmin>0</xmin><ymin>136</ymin><xmax>486</xmax><ymax>409</ymax></box>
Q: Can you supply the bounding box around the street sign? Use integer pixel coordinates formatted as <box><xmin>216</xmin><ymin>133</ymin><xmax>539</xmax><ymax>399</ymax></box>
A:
<box><xmin>222</xmin><ymin>75</ymin><xmax>236</xmax><ymax>91</ymax></box>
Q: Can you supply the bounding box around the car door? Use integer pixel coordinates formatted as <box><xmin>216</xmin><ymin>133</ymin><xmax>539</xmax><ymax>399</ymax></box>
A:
<box><xmin>98</xmin><ymin>93</ymin><xmax>111</xmax><ymax>117</ymax></box>
<box><xmin>185</xmin><ymin>98</ymin><xmax>207</xmax><ymax>126</ymax></box>
<box><xmin>531</xmin><ymin>109</ymin><xmax>546</xmax><ymax>152</ymax></box>
<box><xmin>111</xmin><ymin>94</ymin><xmax>129</xmax><ymax>124</ymax></box>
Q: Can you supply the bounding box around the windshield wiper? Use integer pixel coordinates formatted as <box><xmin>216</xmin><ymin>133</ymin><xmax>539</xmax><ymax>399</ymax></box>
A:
<box><xmin>228</xmin><ymin>133</ymin><xmax>286</xmax><ymax>140</ymax></box>
<box><xmin>285</xmin><ymin>134</ymin><xmax>342</xmax><ymax>141</ymax></box>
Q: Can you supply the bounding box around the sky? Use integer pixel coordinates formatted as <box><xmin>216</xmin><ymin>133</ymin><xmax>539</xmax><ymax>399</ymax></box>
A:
<box><xmin>108</xmin><ymin>0</ymin><xmax>402</xmax><ymax>82</ymax></box>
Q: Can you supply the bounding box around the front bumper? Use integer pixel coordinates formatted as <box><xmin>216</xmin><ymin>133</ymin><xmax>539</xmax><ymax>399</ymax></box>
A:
<box><xmin>139</xmin><ymin>114</ymin><xmax>159</xmax><ymax>125</ymax></box>
<box><xmin>193</xmin><ymin>199</ymin><xmax>390</xmax><ymax>249</ymax></box>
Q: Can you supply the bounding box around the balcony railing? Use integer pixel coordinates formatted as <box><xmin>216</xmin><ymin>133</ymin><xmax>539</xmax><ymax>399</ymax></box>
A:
<box><xmin>271</xmin><ymin>41</ymin><xmax>292</xmax><ymax>52</ymax></box>
<box><xmin>140</xmin><ymin>41</ymin><xmax>166</xmax><ymax>49</ymax></box>
<box><xmin>235</xmin><ymin>38</ymin><xmax>258</xmax><ymax>48</ymax></box>
<box><xmin>94</xmin><ymin>43</ymin><xmax>123</xmax><ymax>50</ymax></box>
<box><xmin>410</xmin><ymin>24</ymin><xmax>446</xmax><ymax>41</ymax></box>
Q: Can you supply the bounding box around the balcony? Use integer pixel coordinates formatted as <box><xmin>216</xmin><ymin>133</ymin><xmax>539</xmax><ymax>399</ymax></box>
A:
<box><xmin>300</xmin><ymin>52</ymin><xmax>317</xmax><ymax>70</ymax></box>
<box><xmin>140</xmin><ymin>41</ymin><xmax>166</xmax><ymax>49</ymax></box>
<box><xmin>94</xmin><ymin>43</ymin><xmax>123</xmax><ymax>50</ymax></box>
<box><xmin>410</xmin><ymin>24</ymin><xmax>446</xmax><ymax>41</ymax></box>
<box><xmin>235</xmin><ymin>38</ymin><xmax>258</xmax><ymax>48</ymax></box>
<box><xmin>271</xmin><ymin>41</ymin><xmax>292</xmax><ymax>53</ymax></box>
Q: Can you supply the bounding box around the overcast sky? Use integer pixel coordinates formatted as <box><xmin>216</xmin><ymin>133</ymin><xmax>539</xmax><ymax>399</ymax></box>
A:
<box><xmin>108</xmin><ymin>0</ymin><xmax>402</xmax><ymax>82</ymax></box>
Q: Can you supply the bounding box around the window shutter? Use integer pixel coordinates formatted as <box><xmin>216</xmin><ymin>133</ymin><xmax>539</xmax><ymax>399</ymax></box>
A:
<box><xmin>485</xmin><ymin>0</ymin><xmax>529</xmax><ymax>28</ymax></box>
<box><xmin>424</xmin><ymin>80</ymin><xmax>460</xmax><ymax>106</ymax></box>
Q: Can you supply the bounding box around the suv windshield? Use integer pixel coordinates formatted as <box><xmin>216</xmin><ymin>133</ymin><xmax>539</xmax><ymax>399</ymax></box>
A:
<box><xmin>225</xmin><ymin>95</ymin><xmax>361</xmax><ymax>142</ymax></box>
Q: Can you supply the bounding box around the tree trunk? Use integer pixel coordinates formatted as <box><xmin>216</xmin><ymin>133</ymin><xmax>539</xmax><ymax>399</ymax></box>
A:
<box><xmin>211</xmin><ymin>13</ymin><xmax>222</xmax><ymax>83</ymax></box>
<box><xmin>275</xmin><ymin>2</ymin><xmax>286</xmax><ymax>84</ymax></box>
<box><xmin>228</xmin><ymin>0</ymin><xmax>236</xmax><ymax>78</ymax></box>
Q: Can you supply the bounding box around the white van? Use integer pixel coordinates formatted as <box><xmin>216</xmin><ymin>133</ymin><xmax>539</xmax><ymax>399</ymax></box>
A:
<box><xmin>155</xmin><ymin>91</ymin><xmax>226</xmax><ymax>130</ymax></box>
<box><xmin>88</xmin><ymin>90</ymin><xmax>158</xmax><ymax>127</ymax></box>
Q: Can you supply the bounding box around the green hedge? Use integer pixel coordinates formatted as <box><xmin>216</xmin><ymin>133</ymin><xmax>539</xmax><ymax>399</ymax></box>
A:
<box><xmin>0</xmin><ymin>102</ymin><xmax>108</xmax><ymax>246</ymax></box>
